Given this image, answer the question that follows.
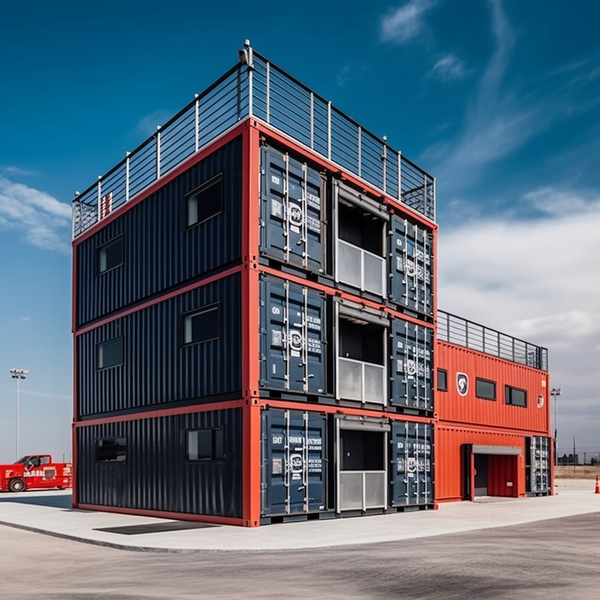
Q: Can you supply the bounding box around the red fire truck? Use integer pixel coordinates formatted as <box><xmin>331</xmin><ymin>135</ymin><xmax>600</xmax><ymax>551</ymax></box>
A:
<box><xmin>0</xmin><ymin>455</ymin><xmax>72</xmax><ymax>492</ymax></box>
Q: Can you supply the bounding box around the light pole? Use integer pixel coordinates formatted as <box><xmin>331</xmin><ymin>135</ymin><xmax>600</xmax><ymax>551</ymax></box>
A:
<box><xmin>9</xmin><ymin>368</ymin><xmax>29</xmax><ymax>461</ymax></box>
<box><xmin>551</xmin><ymin>387</ymin><xmax>562</xmax><ymax>466</ymax></box>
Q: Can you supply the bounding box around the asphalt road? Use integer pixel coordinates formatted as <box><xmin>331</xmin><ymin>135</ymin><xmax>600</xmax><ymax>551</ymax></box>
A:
<box><xmin>2</xmin><ymin>513</ymin><xmax>599</xmax><ymax>599</ymax></box>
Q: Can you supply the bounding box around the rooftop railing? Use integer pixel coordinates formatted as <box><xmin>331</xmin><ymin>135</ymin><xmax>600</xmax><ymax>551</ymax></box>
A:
<box><xmin>72</xmin><ymin>41</ymin><xmax>435</xmax><ymax>238</ymax></box>
<box><xmin>437</xmin><ymin>310</ymin><xmax>549</xmax><ymax>371</ymax></box>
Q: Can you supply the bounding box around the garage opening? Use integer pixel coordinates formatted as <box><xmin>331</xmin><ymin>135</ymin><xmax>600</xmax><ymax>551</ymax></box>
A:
<box><xmin>464</xmin><ymin>444</ymin><xmax>521</xmax><ymax>500</ymax></box>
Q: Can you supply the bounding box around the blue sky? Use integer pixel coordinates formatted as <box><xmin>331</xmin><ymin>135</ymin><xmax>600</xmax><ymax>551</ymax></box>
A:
<box><xmin>1</xmin><ymin>0</ymin><xmax>599</xmax><ymax>462</ymax></box>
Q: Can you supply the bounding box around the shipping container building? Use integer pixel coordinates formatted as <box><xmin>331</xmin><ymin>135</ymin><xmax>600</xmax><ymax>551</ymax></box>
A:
<box><xmin>435</xmin><ymin>311</ymin><xmax>551</xmax><ymax>501</ymax></box>
<box><xmin>72</xmin><ymin>42</ymin><xmax>550</xmax><ymax>527</ymax></box>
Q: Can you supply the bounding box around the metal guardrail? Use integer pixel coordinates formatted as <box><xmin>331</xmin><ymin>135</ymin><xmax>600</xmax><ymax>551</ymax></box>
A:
<box><xmin>72</xmin><ymin>41</ymin><xmax>435</xmax><ymax>238</ymax></box>
<box><xmin>437</xmin><ymin>310</ymin><xmax>549</xmax><ymax>371</ymax></box>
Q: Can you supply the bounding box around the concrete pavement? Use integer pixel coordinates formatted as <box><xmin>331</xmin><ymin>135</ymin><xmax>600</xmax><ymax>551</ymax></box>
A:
<box><xmin>0</xmin><ymin>479</ymin><xmax>598</xmax><ymax>552</ymax></box>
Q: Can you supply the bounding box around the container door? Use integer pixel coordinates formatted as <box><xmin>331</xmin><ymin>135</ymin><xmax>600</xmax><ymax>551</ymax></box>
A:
<box><xmin>260</xmin><ymin>145</ymin><xmax>324</xmax><ymax>274</ymax></box>
<box><xmin>388</xmin><ymin>215</ymin><xmax>433</xmax><ymax>316</ymax></box>
<box><xmin>390</xmin><ymin>421</ymin><xmax>433</xmax><ymax>507</ymax></box>
<box><xmin>261</xmin><ymin>409</ymin><xmax>326</xmax><ymax>516</ymax></box>
<box><xmin>527</xmin><ymin>436</ymin><xmax>550</xmax><ymax>494</ymax></box>
<box><xmin>260</xmin><ymin>275</ymin><xmax>326</xmax><ymax>394</ymax></box>
<box><xmin>390</xmin><ymin>319</ymin><xmax>433</xmax><ymax>411</ymax></box>
<box><xmin>474</xmin><ymin>454</ymin><xmax>488</xmax><ymax>496</ymax></box>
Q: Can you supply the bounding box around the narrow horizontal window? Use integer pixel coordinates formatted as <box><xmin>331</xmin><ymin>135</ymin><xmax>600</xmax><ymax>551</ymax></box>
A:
<box><xmin>476</xmin><ymin>378</ymin><xmax>496</xmax><ymax>400</ymax></box>
<box><xmin>505</xmin><ymin>385</ymin><xmax>527</xmax><ymax>407</ymax></box>
<box><xmin>437</xmin><ymin>369</ymin><xmax>448</xmax><ymax>392</ymax></box>
<box><xmin>187</xmin><ymin>428</ymin><xmax>224</xmax><ymax>461</ymax></box>
<box><xmin>96</xmin><ymin>437</ymin><xmax>127</xmax><ymax>463</ymax></box>
<box><xmin>97</xmin><ymin>236</ymin><xmax>123</xmax><ymax>274</ymax></box>
<box><xmin>186</xmin><ymin>173</ymin><xmax>223</xmax><ymax>228</ymax></box>
<box><xmin>183</xmin><ymin>304</ymin><xmax>219</xmax><ymax>345</ymax></box>
<box><xmin>97</xmin><ymin>337</ymin><xmax>122</xmax><ymax>370</ymax></box>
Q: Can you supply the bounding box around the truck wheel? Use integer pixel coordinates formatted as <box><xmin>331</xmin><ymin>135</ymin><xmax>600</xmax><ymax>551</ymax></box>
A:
<box><xmin>8</xmin><ymin>478</ymin><xmax>25</xmax><ymax>493</ymax></box>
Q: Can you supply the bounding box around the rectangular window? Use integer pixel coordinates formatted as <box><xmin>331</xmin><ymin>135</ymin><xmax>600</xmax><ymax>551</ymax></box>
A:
<box><xmin>183</xmin><ymin>304</ymin><xmax>219</xmax><ymax>345</ymax></box>
<box><xmin>437</xmin><ymin>369</ymin><xmax>448</xmax><ymax>391</ymax></box>
<box><xmin>186</xmin><ymin>428</ymin><xmax>224</xmax><ymax>461</ymax></box>
<box><xmin>97</xmin><ymin>236</ymin><xmax>123</xmax><ymax>274</ymax></box>
<box><xmin>505</xmin><ymin>385</ymin><xmax>527</xmax><ymax>407</ymax></box>
<box><xmin>96</xmin><ymin>438</ymin><xmax>127</xmax><ymax>463</ymax></box>
<box><xmin>97</xmin><ymin>338</ymin><xmax>122</xmax><ymax>370</ymax></box>
<box><xmin>476</xmin><ymin>378</ymin><xmax>496</xmax><ymax>400</ymax></box>
<box><xmin>186</xmin><ymin>173</ymin><xmax>223</xmax><ymax>228</ymax></box>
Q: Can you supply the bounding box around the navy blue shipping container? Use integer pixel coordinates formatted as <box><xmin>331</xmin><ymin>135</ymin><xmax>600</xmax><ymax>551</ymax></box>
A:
<box><xmin>390</xmin><ymin>420</ymin><xmax>433</xmax><ymax>507</ymax></box>
<box><xmin>259</xmin><ymin>274</ymin><xmax>327</xmax><ymax>395</ymax></box>
<box><xmin>260</xmin><ymin>145</ymin><xmax>324</xmax><ymax>274</ymax></box>
<box><xmin>76</xmin><ymin>136</ymin><xmax>243</xmax><ymax>327</ymax></box>
<box><xmin>76</xmin><ymin>408</ymin><xmax>243</xmax><ymax>517</ymax></box>
<box><xmin>388</xmin><ymin>215</ymin><xmax>434</xmax><ymax>316</ymax></box>
<box><xmin>77</xmin><ymin>273</ymin><xmax>241</xmax><ymax>417</ymax></box>
<box><xmin>261</xmin><ymin>408</ymin><xmax>327</xmax><ymax>517</ymax></box>
<box><xmin>390</xmin><ymin>319</ymin><xmax>434</xmax><ymax>411</ymax></box>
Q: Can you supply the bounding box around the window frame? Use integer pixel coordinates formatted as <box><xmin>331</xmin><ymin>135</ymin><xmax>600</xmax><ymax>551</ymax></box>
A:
<box><xmin>96</xmin><ymin>337</ymin><xmax>123</xmax><ymax>370</ymax></box>
<box><xmin>186</xmin><ymin>427</ymin><xmax>225</xmax><ymax>462</ymax></box>
<box><xmin>185</xmin><ymin>172</ymin><xmax>224</xmax><ymax>230</ymax></box>
<box><xmin>182</xmin><ymin>303</ymin><xmax>220</xmax><ymax>347</ymax></box>
<box><xmin>437</xmin><ymin>368</ymin><xmax>448</xmax><ymax>392</ymax></box>
<box><xmin>476</xmin><ymin>377</ymin><xmax>497</xmax><ymax>401</ymax></box>
<box><xmin>97</xmin><ymin>235</ymin><xmax>124</xmax><ymax>275</ymax></box>
<box><xmin>96</xmin><ymin>437</ymin><xmax>127</xmax><ymax>463</ymax></box>
<box><xmin>505</xmin><ymin>385</ymin><xmax>527</xmax><ymax>407</ymax></box>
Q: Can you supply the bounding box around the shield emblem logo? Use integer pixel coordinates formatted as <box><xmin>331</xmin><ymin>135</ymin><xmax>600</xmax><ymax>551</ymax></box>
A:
<box><xmin>456</xmin><ymin>373</ymin><xmax>468</xmax><ymax>396</ymax></box>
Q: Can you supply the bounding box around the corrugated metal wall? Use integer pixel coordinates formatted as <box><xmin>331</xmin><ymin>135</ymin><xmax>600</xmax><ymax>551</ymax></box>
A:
<box><xmin>76</xmin><ymin>408</ymin><xmax>243</xmax><ymax>517</ymax></box>
<box><xmin>435</xmin><ymin>427</ymin><xmax>526</xmax><ymax>501</ymax></box>
<box><xmin>436</xmin><ymin>341</ymin><xmax>549</xmax><ymax>432</ymax></box>
<box><xmin>75</xmin><ymin>136</ymin><xmax>243</xmax><ymax>327</ymax></box>
<box><xmin>77</xmin><ymin>273</ymin><xmax>241</xmax><ymax>417</ymax></box>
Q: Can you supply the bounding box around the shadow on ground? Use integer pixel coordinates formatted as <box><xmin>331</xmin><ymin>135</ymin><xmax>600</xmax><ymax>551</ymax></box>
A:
<box><xmin>0</xmin><ymin>491</ymin><xmax>72</xmax><ymax>509</ymax></box>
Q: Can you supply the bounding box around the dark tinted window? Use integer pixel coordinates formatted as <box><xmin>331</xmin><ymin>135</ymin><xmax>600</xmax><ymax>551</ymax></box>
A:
<box><xmin>98</xmin><ymin>236</ymin><xmax>123</xmax><ymax>274</ymax></box>
<box><xmin>437</xmin><ymin>369</ymin><xmax>448</xmax><ymax>391</ymax></box>
<box><xmin>96</xmin><ymin>438</ymin><xmax>127</xmax><ymax>463</ymax></box>
<box><xmin>183</xmin><ymin>305</ymin><xmax>219</xmax><ymax>345</ymax></box>
<box><xmin>186</xmin><ymin>173</ymin><xmax>223</xmax><ymax>228</ymax></box>
<box><xmin>476</xmin><ymin>378</ymin><xmax>496</xmax><ymax>400</ymax></box>
<box><xmin>506</xmin><ymin>385</ymin><xmax>527</xmax><ymax>407</ymax></box>
<box><xmin>186</xmin><ymin>428</ymin><xmax>224</xmax><ymax>461</ymax></box>
<box><xmin>97</xmin><ymin>338</ymin><xmax>122</xmax><ymax>369</ymax></box>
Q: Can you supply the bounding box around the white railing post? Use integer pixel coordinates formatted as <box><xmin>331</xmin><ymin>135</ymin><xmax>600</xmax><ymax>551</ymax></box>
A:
<box><xmin>398</xmin><ymin>151</ymin><xmax>402</xmax><ymax>202</ymax></box>
<box><xmin>194</xmin><ymin>94</ymin><xmax>200</xmax><ymax>152</ymax></box>
<box><xmin>358</xmin><ymin>126</ymin><xmax>362</xmax><ymax>177</ymax></box>
<box><xmin>156</xmin><ymin>126</ymin><xmax>161</xmax><ymax>179</ymax></box>
<box><xmin>382</xmin><ymin>136</ymin><xmax>387</xmax><ymax>194</ymax></box>
<box><xmin>125</xmin><ymin>152</ymin><xmax>130</xmax><ymax>202</ymax></box>
<box><xmin>96</xmin><ymin>176</ymin><xmax>102</xmax><ymax>222</ymax></box>
<box><xmin>310</xmin><ymin>93</ymin><xmax>314</xmax><ymax>149</ymax></box>
<box><xmin>327</xmin><ymin>101</ymin><xmax>332</xmax><ymax>161</ymax></box>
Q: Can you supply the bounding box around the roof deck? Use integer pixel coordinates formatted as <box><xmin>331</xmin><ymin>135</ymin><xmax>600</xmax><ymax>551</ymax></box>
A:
<box><xmin>72</xmin><ymin>41</ymin><xmax>435</xmax><ymax>238</ymax></box>
<box><xmin>437</xmin><ymin>310</ymin><xmax>549</xmax><ymax>371</ymax></box>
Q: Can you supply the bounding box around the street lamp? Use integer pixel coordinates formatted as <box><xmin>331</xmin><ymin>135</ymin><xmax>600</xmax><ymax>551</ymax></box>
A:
<box><xmin>9</xmin><ymin>368</ymin><xmax>29</xmax><ymax>461</ymax></box>
<box><xmin>551</xmin><ymin>387</ymin><xmax>562</xmax><ymax>466</ymax></box>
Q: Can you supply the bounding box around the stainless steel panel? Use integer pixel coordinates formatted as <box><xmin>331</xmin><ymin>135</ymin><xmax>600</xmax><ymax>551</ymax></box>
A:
<box><xmin>337</xmin><ymin>240</ymin><xmax>362</xmax><ymax>289</ymax></box>
<box><xmin>338</xmin><ymin>358</ymin><xmax>363</xmax><ymax>402</ymax></box>
<box><xmin>364</xmin><ymin>363</ymin><xmax>385</xmax><ymax>404</ymax></box>
<box><xmin>339</xmin><ymin>471</ymin><xmax>363</xmax><ymax>510</ymax></box>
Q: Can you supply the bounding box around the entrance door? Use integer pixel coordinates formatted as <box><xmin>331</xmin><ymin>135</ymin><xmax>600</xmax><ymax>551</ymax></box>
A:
<box><xmin>474</xmin><ymin>454</ymin><xmax>488</xmax><ymax>496</ymax></box>
<box><xmin>336</xmin><ymin>418</ymin><xmax>388</xmax><ymax>512</ymax></box>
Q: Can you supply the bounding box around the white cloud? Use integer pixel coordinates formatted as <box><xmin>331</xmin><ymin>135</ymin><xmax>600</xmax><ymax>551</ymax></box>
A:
<box><xmin>0</xmin><ymin>176</ymin><xmax>71</xmax><ymax>254</ymax></box>
<box><xmin>429</xmin><ymin>54</ymin><xmax>469</xmax><ymax>81</ymax></box>
<box><xmin>425</xmin><ymin>0</ymin><xmax>537</xmax><ymax>190</ymax></box>
<box><xmin>438</xmin><ymin>187</ymin><xmax>600</xmax><ymax>447</ymax></box>
<box><xmin>380</xmin><ymin>0</ymin><xmax>435</xmax><ymax>44</ymax></box>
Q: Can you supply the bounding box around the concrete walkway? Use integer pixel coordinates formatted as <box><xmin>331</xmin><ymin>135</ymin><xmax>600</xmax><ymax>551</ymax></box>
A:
<box><xmin>0</xmin><ymin>480</ymin><xmax>598</xmax><ymax>552</ymax></box>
